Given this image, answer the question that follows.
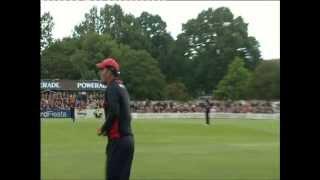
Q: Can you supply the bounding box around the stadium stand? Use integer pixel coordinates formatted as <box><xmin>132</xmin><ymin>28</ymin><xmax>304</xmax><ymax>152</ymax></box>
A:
<box><xmin>41</xmin><ymin>91</ymin><xmax>279</xmax><ymax>113</ymax></box>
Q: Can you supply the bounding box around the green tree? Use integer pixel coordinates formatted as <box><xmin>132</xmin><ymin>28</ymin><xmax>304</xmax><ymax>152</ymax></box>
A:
<box><xmin>166</xmin><ymin>82</ymin><xmax>190</xmax><ymax>101</ymax></box>
<box><xmin>178</xmin><ymin>7</ymin><xmax>261</xmax><ymax>96</ymax></box>
<box><xmin>73</xmin><ymin>5</ymin><xmax>152</xmax><ymax>53</ymax></box>
<box><xmin>41</xmin><ymin>12</ymin><xmax>54</xmax><ymax>52</ymax></box>
<box><xmin>43</xmin><ymin>5</ymin><xmax>264</xmax><ymax>100</ymax></box>
<box><xmin>99</xmin><ymin>4</ymin><xmax>125</xmax><ymax>40</ymax></box>
<box><xmin>73</xmin><ymin>4</ymin><xmax>126</xmax><ymax>39</ymax></box>
<box><xmin>111</xmin><ymin>44</ymin><xmax>167</xmax><ymax>100</ymax></box>
<box><xmin>41</xmin><ymin>38</ymin><xmax>81</xmax><ymax>79</ymax></box>
<box><xmin>137</xmin><ymin>12</ymin><xmax>175</xmax><ymax>74</ymax></box>
<box><xmin>137</xmin><ymin>12</ymin><xmax>167</xmax><ymax>39</ymax></box>
<box><xmin>73</xmin><ymin>6</ymin><xmax>101</xmax><ymax>37</ymax></box>
<box><xmin>214</xmin><ymin>57</ymin><xmax>252</xmax><ymax>100</ymax></box>
<box><xmin>249</xmin><ymin>59</ymin><xmax>280</xmax><ymax>100</ymax></box>
<box><xmin>72</xmin><ymin>5</ymin><xmax>175</xmax><ymax>82</ymax></box>
<box><xmin>41</xmin><ymin>32</ymin><xmax>167</xmax><ymax>100</ymax></box>
<box><xmin>118</xmin><ymin>14</ymin><xmax>152</xmax><ymax>51</ymax></box>
<box><xmin>164</xmin><ymin>34</ymin><xmax>193</xmax><ymax>83</ymax></box>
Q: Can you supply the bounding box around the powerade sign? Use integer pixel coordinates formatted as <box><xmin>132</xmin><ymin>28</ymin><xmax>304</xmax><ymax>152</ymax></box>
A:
<box><xmin>77</xmin><ymin>81</ymin><xmax>106</xmax><ymax>90</ymax></box>
<box><xmin>41</xmin><ymin>81</ymin><xmax>61</xmax><ymax>90</ymax></box>
<box><xmin>40</xmin><ymin>80</ymin><xmax>106</xmax><ymax>91</ymax></box>
<box><xmin>40</xmin><ymin>110</ymin><xmax>71</xmax><ymax>118</ymax></box>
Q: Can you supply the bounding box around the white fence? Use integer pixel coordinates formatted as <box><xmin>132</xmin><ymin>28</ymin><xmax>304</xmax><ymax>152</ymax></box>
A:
<box><xmin>74</xmin><ymin>108</ymin><xmax>279</xmax><ymax>120</ymax></box>
<box><xmin>131</xmin><ymin>112</ymin><xmax>280</xmax><ymax>120</ymax></box>
<box><xmin>75</xmin><ymin>108</ymin><xmax>101</xmax><ymax>119</ymax></box>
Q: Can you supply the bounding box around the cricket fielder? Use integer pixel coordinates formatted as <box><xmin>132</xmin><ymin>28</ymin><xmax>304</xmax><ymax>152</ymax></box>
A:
<box><xmin>205</xmin><ymin>99</ymin><xmax>211</xmax><ymax>125</ymax></box>
<box><xmin>96</xmin><ymin>58</ymin><xmax>134</xmax><ymax>180</ymax></box>
<box><xmin>70</xmin><ymin>102</ymin><xmax>75</xmax><ymax>123</ymax></box>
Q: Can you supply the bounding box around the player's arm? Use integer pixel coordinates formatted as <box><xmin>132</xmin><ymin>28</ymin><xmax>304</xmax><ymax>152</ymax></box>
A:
<box><xmin>98</xmin><ymin>113</ymin><xmax>109</xmax><ymax>136</ymax></box>
<box><xmin>100</xmin><ymin>85</ymin><xmax>120</xmax><ymax>135</ymax></box>
<box><xmin>97</xmin><ymin>91</ymin><xmax>109</xmax><ymax>136</ymax></box>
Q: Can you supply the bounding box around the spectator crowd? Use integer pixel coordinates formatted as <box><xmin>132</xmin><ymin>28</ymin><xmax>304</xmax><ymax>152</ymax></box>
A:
<box><xmin>130</xmin><ymin>100</ymin><xmax>279</xmax><ymax>113</ymax></box>
<box><xmin>41</xmin><ymin>91</ymin><xmax>279</xmax><ymax>113</ymax></box>
<box><xmin>40</xmin><ymin>91</ymin><xmax>104</xmax><ymax>111</ymax></box>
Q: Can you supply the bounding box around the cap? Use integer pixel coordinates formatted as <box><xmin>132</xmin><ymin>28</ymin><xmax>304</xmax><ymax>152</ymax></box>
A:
<box><xmin>96</xmin><ymin>58</ymin><xmax>120</xmax><ymax>72</ymax></box>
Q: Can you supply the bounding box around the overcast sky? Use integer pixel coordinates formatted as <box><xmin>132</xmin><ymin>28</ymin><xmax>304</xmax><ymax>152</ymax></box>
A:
<box><xmin>41</xmin><ymin>1</ymin><xmax>280</xmax><ymax>60</ymax></box>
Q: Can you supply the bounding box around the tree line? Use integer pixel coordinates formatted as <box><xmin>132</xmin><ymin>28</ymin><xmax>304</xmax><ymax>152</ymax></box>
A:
<box><xmin>41</xmin><ymin>4</ymin><xmax>279</xmax><ymax>101</ymax></box>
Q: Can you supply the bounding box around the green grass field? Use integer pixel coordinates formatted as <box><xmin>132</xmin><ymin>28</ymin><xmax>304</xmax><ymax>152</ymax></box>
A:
<box><xmin>41</xmin><ymin>118</ymin><xmax>279</xmax><ymax>180</ymax></box>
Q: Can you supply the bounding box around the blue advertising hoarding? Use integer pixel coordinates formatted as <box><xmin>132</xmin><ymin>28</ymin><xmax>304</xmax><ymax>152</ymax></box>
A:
<box><xmin>40</xmin><ymin>110</ymin><xmax>72</xmax><ymax>118</ymax></box>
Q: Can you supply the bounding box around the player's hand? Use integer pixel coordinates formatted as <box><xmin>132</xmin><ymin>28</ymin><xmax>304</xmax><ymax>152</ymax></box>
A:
<box><xmin>97</xmin><ymin>128</ymin><xmax>103</xmax><ymax>136</ymax></box>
